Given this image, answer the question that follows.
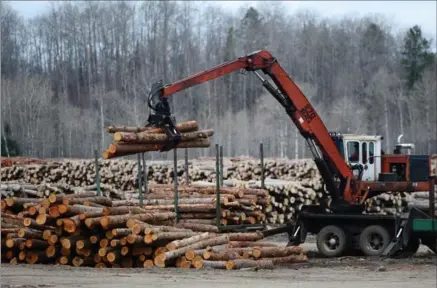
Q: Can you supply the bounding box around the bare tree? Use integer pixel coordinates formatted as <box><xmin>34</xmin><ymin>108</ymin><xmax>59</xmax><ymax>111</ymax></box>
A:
<box><xmin>1</xmin><ymin>1</ymin><xmax>435</xmax><ymax>160</ymax></box>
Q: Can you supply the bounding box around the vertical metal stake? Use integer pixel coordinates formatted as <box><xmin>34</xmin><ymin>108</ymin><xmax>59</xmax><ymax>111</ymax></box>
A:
<box><xmin>174</xmin><ymin>149</ymin><xmax>179</xmax><ymax>223</ymax></box>
<box><xmin>260</xmin><ymin>143</ymin><xmax>265</xmax><ymax>189</ymax></box>
<box><xmin>137</xmin><ymin>154</ymin><xmax>143</xmax><ymax>207</ymax></box>
<box><xmin>215</xmin><ymin>144</ymin><xmax>221</xmax><ymax>229</ymax></box>
<box><xmin>219</xmin><ymin>145</ymin><xmax>224</xmax><ymax>187</ymax></box>
<box><xmin>142</xmin><ymin>153</ymin><xmax>147</xmax><ymax>196</ymax></box>
<box><xmin>260</xmin><ymin>143</ymin><xmax>266</xmax><ymax>228</ymax></box>
<box><xmin>94</xmin><ymin>149</ymin><xmax>101</xmax><ymax>197</ymax></box>
<box><xmin>184</xmin><ymin>148</ymin><xmax>189</xmax><ymax>185</ymax></box>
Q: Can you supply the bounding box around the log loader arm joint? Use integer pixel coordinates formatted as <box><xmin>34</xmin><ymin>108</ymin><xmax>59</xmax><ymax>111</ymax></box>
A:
<box><xmin>146</xmin><ymin>50</ymin><xmax>364</xmax><ymax>209</ymax></box>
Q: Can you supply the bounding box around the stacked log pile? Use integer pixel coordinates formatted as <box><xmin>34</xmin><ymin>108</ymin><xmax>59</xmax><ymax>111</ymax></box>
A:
<box><xmin>222</xmin><ymin>158</ymin><xmax>320</xmax><ymax>182</ymax></box>
<box><xmin>103</xmin><ymin>120</ymin><xmax>213</xmax><ymax>159</ymax></box>
<box><xmin>364</xmin><ymin>191</ymin><xmax>437</xmax><ymax>216</ymax></box>
<box><xmin>177</xmin><ymin>157</ymin><xmax>320</xmax><ymax>183</ymax></box>
<box><xmin>124</xmin><ymin>183</ymin><xmax>269</xmax><ymax>226</ymax></box>
<box><xmin>230</xmin><ymin>179</ymin><xmax>435</xmax><ymax>219</ymax></box>
<box><xmin>1</xmin><ymin>158</ymin><xmax>320</xmax><ymax>191</ymax></box>
<box><xmin>4</xmin><ymin>157</ymin><xmax>433</xmax><ymax>222</ymax></box>
<box><xmin>1</xmin><ymin>195</ymin><xmax>307</xmax><ymax>269</ymax></box>
<box><xmin>1</xmin><ymin>182</ymin><xmax>125</xmax><ymax>200</ymax></box>
<box><xmin>1</xmin><ymin>181</ymin><xmax>268</xmax><ymax>226</ymax></box>
<box><xmin>1</xmin><ymin>160</ymin><xmax>131</xmax><ymax>188</ymax></box>
<box><xmin>220</xmin><ymin>178</ymin><xmax>326</xmax><ymax>224</ymax></box>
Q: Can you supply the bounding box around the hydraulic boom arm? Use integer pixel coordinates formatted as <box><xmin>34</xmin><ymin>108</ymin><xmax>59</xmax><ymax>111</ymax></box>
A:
<box><xmin>147</xmin><ymin>50</ymin><xmax>365</xmax><ymax>208</ymax></box>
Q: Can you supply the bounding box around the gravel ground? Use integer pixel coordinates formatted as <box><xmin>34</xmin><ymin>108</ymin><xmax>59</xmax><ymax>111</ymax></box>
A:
<box><xmin>1</xmin><ymin>256</ymin><xmax>435</xmax><ymax>288</ymax></box>
<box><xmin>1</xmin><ymin>235</ymin><xmax>435</xmax><ymax>288</ymax></box>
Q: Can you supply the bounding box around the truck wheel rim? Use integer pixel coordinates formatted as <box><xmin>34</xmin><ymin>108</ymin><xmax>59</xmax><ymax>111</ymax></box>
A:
<box><xmin>366</xmin><ymin>232</ymin><xmax>384</xmax><ymax>251</ymax></box>
<box><xmin>323</xmin><ymin>233</ymin><xmax>340</xmax><ymax>251</ymax></box>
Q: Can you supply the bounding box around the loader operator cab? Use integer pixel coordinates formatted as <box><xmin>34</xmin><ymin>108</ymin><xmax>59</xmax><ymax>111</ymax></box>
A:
<box><xmin>329</xmin><ymin>133</ymin><xmax>382</xmax><ymax>181</ymax></box>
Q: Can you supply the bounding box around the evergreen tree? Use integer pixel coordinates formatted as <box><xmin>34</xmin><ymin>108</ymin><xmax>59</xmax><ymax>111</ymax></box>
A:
<box><xmin>401</xmin><ymin>25</ymin><xmax>435</xmax><ymax>90</ymax></box>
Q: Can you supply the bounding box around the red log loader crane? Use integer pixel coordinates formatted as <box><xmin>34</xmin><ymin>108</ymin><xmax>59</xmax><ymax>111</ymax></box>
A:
<box><xmin>145</xmin><ymin>50</ymin><xmax>437</xmax><ymax>257</ymax></box>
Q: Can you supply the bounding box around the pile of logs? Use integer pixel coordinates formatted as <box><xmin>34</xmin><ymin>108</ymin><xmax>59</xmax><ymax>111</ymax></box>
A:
<box><xmin>364</xmin><ymin>191</ymin><xmax>437</xmax><ymax>216</ymax></box>
<box><xmin>1</xmin><ymin>182</ymin><xmax>125</xmax><ymax>200</ymax></box>
<box><xmin>2</xmin><ymin>156</ymin><xmax>434</xmax><ymax>224</ymax></box>
<box><xmin>1</xmin><ymin>181</ymin><xmax>268</xmax><ymax>226</ymax></box>
<box><xmin>220</xmin><ymin>178</ymin><xmax>326</xmax><ymax>224</ymax></box>
<box><xmin>1</xmin><ymin>194</ymin><xmax>307</xmax><ymax>269</ymax></box>
<box><xmin>223</xmin><ymin>158</ymin><xmax>320</xmax><ymax>182</ymax></box>
<box><xmin>0</xmin><ymin>157</ymin><xmax>320</xmax><ymax>191</ymax></box>
<box><xmin>103</xmin><ymin>120</ymin><xmax>213</xmax><ymax>159</ymax></box>
<box><xmin>123</xmin><ymin>183</ymin><xmax>269</xmax><ymax>226</ymax></box>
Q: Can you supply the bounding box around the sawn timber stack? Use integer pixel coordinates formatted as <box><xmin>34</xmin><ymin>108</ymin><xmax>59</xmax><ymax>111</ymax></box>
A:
<box><xmin>1</xmin><ymin>193</ymin><xmax>307</xmax><ymax>269</ymax></box>
<box><xmin>103</xmin><ymin>120</ymin><xmax>213</xmax><ymax>159</ymax></box>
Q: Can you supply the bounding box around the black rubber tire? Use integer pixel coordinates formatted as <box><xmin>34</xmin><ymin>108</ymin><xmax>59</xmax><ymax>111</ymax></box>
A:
<box><xmin>359</xmin><ymin>225</ymin><xmax>391</xmax><ymax>256</ymax></box>
<box><xmin>404</xmin><ymin>237</ymin><xmax>420</xmax><ymax>254</ymax></box>
<box><xmin>316</xmin><ymin>225</ymin><xmax>348</xmax><ymax>257</ymax></box>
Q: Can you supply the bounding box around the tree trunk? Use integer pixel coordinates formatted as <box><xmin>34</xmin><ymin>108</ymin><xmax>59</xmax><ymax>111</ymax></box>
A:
<box><xmin>271</xmin><ymin>253</ymin><xmax>308</xmax><ymax>265</ymax></box>
<box><xmin>152</xmin><ymin>231</ymin><xmax>199</xmax><ymax>242</ymax></box>
<box><xmin>141</xmin><ymin>203</ymin><xmax>216</xmax><ymax>213</ymax></box>
<box><xmin>383</xmin><ymin>93</ymin><xmax>390</xmax><ymax>151</ymax></box>
<box><xmin>102</xmin><ymin>206</ymin><xmax>147</xmax><ymax>216</ymax></box>
<box><xmin>25</xmin><ymin>239</ymin><xmax>49</xmax><ymax>249</ymax></box>
<box><xmin>63</xmin><ymin>197</ymin><xmax>112</xmax><ymax>207</ymax></box>
<box><xmin>178</xmin><ymin>213</ymin><xmax>216</xmax><ymax>219</ymax></box>
<box><xmin>62</xmin><ymin>215</ymin><xmax>81</xmax><ymax>233</ymax></box>
<box><xmin>251</xmin><ymin>246</ymin><xmax>303</xmax><ymax>258</ymax></box>
<box><xmin>177</xmin><ymin>219</ymin><xmax>217</xmax><ymax>225</ymax></box>
<box><xmin>175</xmin><ymin>222</ymin><xmax>219</xmax><ymax>233</ymax></box>
<box><xmin>203</xmin><ymin>250</ymin><xmax>245</xmax><ymax>261</ymax></box>
<box><xmin>143</xmin><ymin>225</ymin><xmax>189</xmax><ymax>235</ymax></box>
<box><xmin>6</xmin><ymin>197</ymin><xmax>41</xmax><ymax>208</ymax></box>
<box><xmin>165</xmin><ymin>232</ymin><xmax>213</xmax><ymax>251</ymax></box>
<box><xmin>202</xmin><ymin>260</ymin><xmax>228</xmax><ymax>269</ymax></box>
<box><xmin>227</xmin><ymin>241</ymin><xmax>277</xmax><ymax>249</ymax></box>
<box><xmin>114</xmin><ymin>129</ymin><xmax>213</xmax><ymax>144</ymax></box>
<box><xmin>99</xmin><ymin>212</ymin><xmax>175</xmax><ymax>229</ymax></box>
<box><xmin>225</xmin><ymin>259</ymin><xmax>274</xmax><ymax>270</ymax></box>
<box><xmin>227</xmin><ymin>232</ymin><xmax>264</xmax><ymax>241</ymax></box>
<box><xmin>156</xmin><ymin>235</ymin><xmax>229</xmax><ymax>267</ymax></box>
<box><xmin>17</xmin><ymin>228</ymin><xmax>43</xmax><ymax>239</ymax></box>
<box><xmin>106</xmin><ymin>139</ymin><xmax>211</xmax><ymax>158</ymax></box>
<box><xmin>106</xmin><ymin>121</ymin><xmax>199</xmax><ymax>134</ymax></box>
<box><xmin>111</xmin><ymin>228</ymin><xmax>133</xmax><ymax>237</ymax></box>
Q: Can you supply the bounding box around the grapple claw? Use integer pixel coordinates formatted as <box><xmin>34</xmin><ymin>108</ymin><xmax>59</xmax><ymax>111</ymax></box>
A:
<box><xmin>146</xmin><ymin>80</ymin><xmax>181</xmax><ymax>152</ymax></box>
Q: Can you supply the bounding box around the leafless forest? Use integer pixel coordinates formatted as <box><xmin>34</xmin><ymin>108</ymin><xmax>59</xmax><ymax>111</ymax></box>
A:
<box><xmin>1</xmin><ymin>1</ymin><xmax>436</xmax><ymax>160</ymax></box>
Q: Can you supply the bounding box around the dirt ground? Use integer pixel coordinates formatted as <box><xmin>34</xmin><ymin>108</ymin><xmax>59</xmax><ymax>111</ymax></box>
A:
<box><xmin>1</xmin><ymin>238</ymin><xmax>436</xmax><ymax>288</ymax></box>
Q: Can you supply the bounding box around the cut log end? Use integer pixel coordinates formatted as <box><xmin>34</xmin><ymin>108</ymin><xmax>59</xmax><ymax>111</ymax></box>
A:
<box><xmin>225</xmin><ymin>261</ymin><xmax>235</xmax><ymax>270</ymax></box>
<box><xmin>143</xmin><ymin>259</ymin><xmax>154</xmax><ymax>268</ymax></box>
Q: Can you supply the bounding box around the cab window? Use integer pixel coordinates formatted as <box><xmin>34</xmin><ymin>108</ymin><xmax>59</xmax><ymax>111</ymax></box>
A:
<box><xmin>347</xmin><ymin>141</ymin><xmax>359</xmax><ymax>163</ymax></box>
<box><xmin>369</xmin><ymin>142</ymin><xmax>374</xmax><ymax>164</ymax></box>
<box><xmin>362</xmin><ymin>142</ymin><xmax>367</xmax><ymax>164</ymax></box>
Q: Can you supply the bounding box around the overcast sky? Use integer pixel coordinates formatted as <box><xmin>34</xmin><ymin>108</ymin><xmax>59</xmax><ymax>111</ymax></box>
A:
<box><xmin>6</xmin><ymin>1</ymin><xmax>437</xmax><ymax>48</ymax></box>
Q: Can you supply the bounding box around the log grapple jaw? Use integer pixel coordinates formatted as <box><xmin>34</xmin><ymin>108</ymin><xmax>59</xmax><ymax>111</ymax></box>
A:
<box><xmin>146</xmin><ymin>80</ymin><xmax>181</xmax><ymax>152</ymax></box>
